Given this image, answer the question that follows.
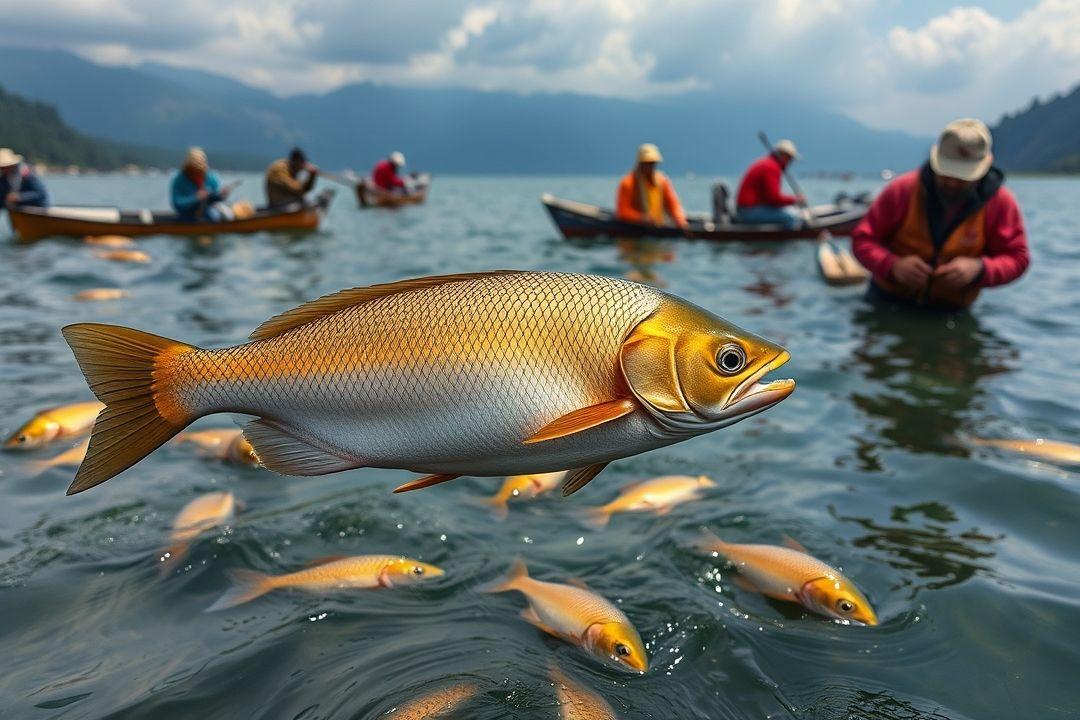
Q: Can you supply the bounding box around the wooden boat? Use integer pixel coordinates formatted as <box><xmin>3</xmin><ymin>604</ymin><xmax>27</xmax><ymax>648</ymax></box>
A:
<box><xmin>9</xmin><ymin>190</ymin><xmax>335</xmax><ymax>243</ymax></box>
<box><xmin>541</xmin><ymin>193</ymin><xmax>869</xmax><ymax>241</ymax></box>
<box><xmin>356</xmin><ymin>173</ymin><xmax>431</xmax><ymax>208</ymax></box>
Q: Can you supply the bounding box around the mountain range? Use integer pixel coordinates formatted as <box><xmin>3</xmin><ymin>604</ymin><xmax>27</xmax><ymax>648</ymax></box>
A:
<box><xmin>0</xmin><ymin>46</ymin><xmax>929</xmax><ymax>174</ymax></box>
<box><xmin>991</xmin><ymin>84</ymin><xmax>1080</xmax><ymax>173</ymax></box>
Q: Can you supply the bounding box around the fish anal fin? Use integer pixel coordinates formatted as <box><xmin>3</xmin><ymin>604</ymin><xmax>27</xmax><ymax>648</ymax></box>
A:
<box><xmin>392</xmin><ymin>473</ymin><xmax>461</xmax><ymax>494</ymax></box>
<box><xmin>521</xmin><ymin>607</ymin><xmax>569</xmax><ymax>642</ymax></box>
<box><xmin>781</xmin><ymin>534</ymin><xmax>809</xmax><ymax>554</ymax></box>
<box><xmin>524</xmin><ymin>399</ymin><xmax>636</xmax><ymax>444</ymax></box>
<box><xmin>731</xmin><ymin>574</ymin><xmax>761</xmax><ymax>594</ymax></box>
<box><xmin>243</xmin><ymin>420</ymin><xmax>361</xmax><ymax>476</ymax></box>
<box><xmin>562</xmin><ymin>463</ymin><xmax>609</xmax><ymax>497</ymax></box>
<box><xmin>249</xmin><ymin>271</ymin><xmax>520</xmax><ymax>340</ymax></box>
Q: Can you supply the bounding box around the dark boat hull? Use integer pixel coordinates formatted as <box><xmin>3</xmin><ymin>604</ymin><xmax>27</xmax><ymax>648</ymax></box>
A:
<box><xmin>541</xmin><ymin>193</ymin><xmax>868</xmax><ymax>241</ymax></box>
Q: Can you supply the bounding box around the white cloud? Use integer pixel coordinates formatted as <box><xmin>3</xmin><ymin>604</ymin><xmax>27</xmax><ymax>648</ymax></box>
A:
<box><xmin>0</xmin><ymin>0</ymin><xmax>1074</xmax><ymax>132</ymax></box>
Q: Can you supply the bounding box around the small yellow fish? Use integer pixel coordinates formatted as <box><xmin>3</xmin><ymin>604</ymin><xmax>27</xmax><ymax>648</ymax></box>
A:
<box><xmin>94</xmin><ymin>249</ymin><xmax>150</xmax><ymax>264</ymax></box>
<box><xmin>175</xmin><ymin>428</ymin><xmax>260</xmax><ymax>466</ymax></box>
<box><xmin>84</xmin><ymin>234</ymin><xmax>134</xmax><ymax>248</ymax></box>
<box><xmin>207</xmin><ymin>554</ymin><xmax>444</xmax><ymax>611</ymax></box>
<box><xmin>971</xmin><ymin>437</ymin><xmax>1080</xmax><ymax>466</ymax></box>
<box><xmin>586</xmin><ymin>474</ymin><xmax>715</xmax><ymax>527</ymax></box>
<box><xmin>29</xmin><ymin>439</ymin><xmax>89</xmax><ymax>475</ymax></box>
<box><xmin>480</xmin><ymin>557</ymin><xmax>647</xmax><ymax>673</ymax></box>
<box><xmin>60</xmin><ymin>271</ymin><xmax>793</xmax><ymax>497</ymax></box>
<box><xmin>73</xmin><ymin>288</ymin><xmax>130</xmax><ymax>302</ymax></box>
<box><xmin>4</xmin><ymin>401</ymin><xmax>104</xmax><ymax>450</ymax></box>
<box><xmin>384</xmin><ymin>681</ymin><xmax>482</xmax><ymax>718</ymax></box>
<box><xmin>160</xmin><ymin>491</ymin><xmax>238</xmax><ymax>575</ymax></box>
<box><xmin>694</xmin><ymin>531</ymin><xmax>878</xmax><ymax>626</ymax></box>
<box><xmin>482</xmin><ymin>471</ymin><xmax>568</xmax><ymax>519</ymax></box>
<box><xmin>550</xmin><ymin>665</ymin><xmax>618</xmax><ymax>719</ymax></box>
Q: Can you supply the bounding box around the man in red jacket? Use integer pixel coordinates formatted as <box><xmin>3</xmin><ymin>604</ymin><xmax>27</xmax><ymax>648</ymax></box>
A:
<box><xmin>371</xmin><ymin>151</ymin><xmax>407</xmax><ymax>193</ymax></box>
<box><xmin>852</xmin><ymin>118</ymin><xmax>1029</xmax><ymax>310</ymax></box>
<box><xmin>735</xmin><ymin>139</ymin><xmax>805</xmax><ymax>229</ymax></box>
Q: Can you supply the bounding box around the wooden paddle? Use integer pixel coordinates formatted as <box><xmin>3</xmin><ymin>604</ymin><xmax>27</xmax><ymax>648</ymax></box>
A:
<box><xmin>319</xmin><ymin>170</ymin><xmax>360</xmax><ymax>188</ymax></box>
<box><xmin>756</xmin><ymin>131</ymin><xmax>866</xmax><ymax>286</ymax></box>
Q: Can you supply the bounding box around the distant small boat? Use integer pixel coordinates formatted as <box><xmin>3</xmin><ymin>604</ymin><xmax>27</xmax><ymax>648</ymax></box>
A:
<box><xmin>541</xmin><ymin>193</ymin><xmax>869</xmax><ymax>242</ymax></box>
<box><xmin>356</xmin><ymin>173</ymin><xmax>431</xmax><ymax>208</ymax></box>
<box><xmin>9</xmin><ymin>190</ymin><xmax>335</xmax><ymax>243</ymax></box>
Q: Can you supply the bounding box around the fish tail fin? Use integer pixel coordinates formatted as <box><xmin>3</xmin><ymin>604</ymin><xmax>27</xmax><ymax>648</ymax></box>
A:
<box><xmin>205</xmin><ymin>569</ymin><xmax>272</xmax><ymax>612</ymax></box>
<box><xmin>477</xmin><ymin>555</ymin><xmax>529</xmax><ymax>594</ymax></box>
<box><xmin>584</xmin><ymin>507</ymin><xmax>611</xmax><ymax>529</ymax></box>
<box><xmin>693</xmin><ymin>528</ymin><xmax>727</xmax><ymax>555</ymax></box>
<box><xmin>61</xmin><ymin>323</ymin><xmax>199</xmax><ymax>495</ymax></box>
<box><xmin>157</xmin><ymin>542</ymin><xmax>190</xmax><ymax>577</ymax></box>
<box><xmin>486</xmin><ymin>497</ymin><xmax>510</xmax><ymax>521</ymax></box>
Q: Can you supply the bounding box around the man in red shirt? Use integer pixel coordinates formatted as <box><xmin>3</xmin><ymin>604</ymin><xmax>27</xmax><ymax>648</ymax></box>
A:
<box><xmin>735</xmin><ymin>139</ymin><xmax>805</xmax><ymax>229</ymax></box>
<box><xmin>371</xmin><ymin>151</ymin><xmax>407</xmax><ymax>193</ymax></box>
<box><xmin>852</xmin><ymin>118</ymin><xmax>1029</xmax><ymax>310</ymax></box>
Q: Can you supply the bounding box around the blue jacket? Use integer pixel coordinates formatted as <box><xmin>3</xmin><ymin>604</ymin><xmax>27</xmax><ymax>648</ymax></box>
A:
<box><xmin>0</xmin><ymin>166</ymin><xmax>49</xmax><ymax>208</ymax></box>
<box><xmin>171</xmin><ymin>170</ymin><xmax>223</xmax><ymax>219</ymax></box>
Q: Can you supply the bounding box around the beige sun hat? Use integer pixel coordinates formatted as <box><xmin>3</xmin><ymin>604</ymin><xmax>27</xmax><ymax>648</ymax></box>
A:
<box><xmin>637</xmin><ymin>143</ymin><xmax>663</xmax><ymax>163</ymax></box>
<box><xmin>389</xmin><ymin>151</ymin><xmax>406</xmax><ymax>166</ymax></box>
<box><xmin>930</xmin><ymin>119</ymin><xmax>993</xmax><ymax>181</ymax></box>
<box><xmin>184</xmin><ymin>146</ymin><xmax>209</xmax><ymax>171</ymax></box>
<box><xmin>773</xmin><ymin>139</ymin><xmax>799</xmax><ymax>159</ymax></box>
<box><xmin>0</xmin><ymin>148</ymin><xmax>23</xmax><ymax>167</ymax></box>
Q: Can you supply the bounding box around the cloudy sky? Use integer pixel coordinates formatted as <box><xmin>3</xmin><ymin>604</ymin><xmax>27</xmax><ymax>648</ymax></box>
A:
<box><xmin>0</xmin><ymin>0</ymin><xmax>1076</xmax><ymax>133</ymax></box>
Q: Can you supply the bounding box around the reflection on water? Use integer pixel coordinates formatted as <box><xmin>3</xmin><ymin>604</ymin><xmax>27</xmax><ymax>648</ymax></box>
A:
<box><xmin>615</xmin><ymin>238</ymin><xmax>675</xmax><ymax>287</ymax></box>
<box><xmin>830</xmin><ymin>502</ymin><xmax>999</xmax><ymax>598</ymax></box>
<box><xmin>788</xmin><ymin>681</ymin><xmax>969</xmax><ymax>720</ymax></box>
<box><xmin>848</xmin><ymin>302</ymin><xmax>1018</xmax><ymax>459</ymax></box>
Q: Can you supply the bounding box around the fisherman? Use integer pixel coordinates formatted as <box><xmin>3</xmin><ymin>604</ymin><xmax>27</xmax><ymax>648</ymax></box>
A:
<box><xmin>735</xmin><ymin>139</ymin><xmax>804</xmax><ymax>229</ymax></box>
<box><xmin>852</xmin><ymin>118</ymin><xmax>1029</xmax><ymax>310</ymax></box>
<box><xmin>265</xmin><ymin>147</ymin><xmax>319</xmax><ymax>208</ymax></box>
<box><xmin>615</xmin><ymin>143</ymin><xmax>687</xmax><ymax>228</ymax></box>
<box><xmin>0</xmin><ymin>148</ymin><xmax>49</xmax><ymax>211</ymax></box>
<box><xmin>371</xmin><ymin>151</ymin><xmax>407</xmax><ymax>193</ymax></box>
<box><xmin>171</xmin><ymin>147</ymin><xmax>233</xmax><ymax>222</ymax></box>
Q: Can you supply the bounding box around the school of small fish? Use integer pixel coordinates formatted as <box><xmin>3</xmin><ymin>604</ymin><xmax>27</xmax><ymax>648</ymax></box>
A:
<box><xmin>8</xmin><ymin>269</ymin><xmax>1064</xmax><ymax>714</ymax></box>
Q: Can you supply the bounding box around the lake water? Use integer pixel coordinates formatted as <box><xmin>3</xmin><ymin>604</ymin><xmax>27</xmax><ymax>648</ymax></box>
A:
<box><xmin>0</xmin><ymin>173</ymin><xmax>1077</xmax><ymax>720</ymax></box>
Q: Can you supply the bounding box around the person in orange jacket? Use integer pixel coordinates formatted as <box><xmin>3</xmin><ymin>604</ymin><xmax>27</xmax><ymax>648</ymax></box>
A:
<box><xmin>615</xmin><ymin>143</ymin><xmax>687</xmax><ymax>228</ymax></box>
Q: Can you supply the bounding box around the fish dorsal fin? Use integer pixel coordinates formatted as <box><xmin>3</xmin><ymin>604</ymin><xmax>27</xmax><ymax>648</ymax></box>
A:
<box><xmin>249</xmin><ymin>271</ymin><xmax>520</xmax><ymax>341</ymax></box>
<box><xmin>781</xmin><ymin>534</ymin><xmax>809</xmax><ymax>554</ymax></box>
<box><xmin>565</xmin><ymin>577</ymin><xmax>591</xmax><ymax>591</ymax></box>
<box><xmin>305</xmin><ymin>555</ymin><xmax>348</xmax><ymax>569</ymax></box>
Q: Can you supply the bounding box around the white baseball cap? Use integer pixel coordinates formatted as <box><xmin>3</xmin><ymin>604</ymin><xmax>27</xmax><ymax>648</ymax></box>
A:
<box><xmin>930</xmin><ymin>119</ymin><xmax>993</xmax><ymax>182</ymax></box>
<box><xmin>773</xmin><ymin>139</ymin><xmax>799</xmax><ymax>159</ymax></box>
<box><xmin>389</xmin><ymin>151</ymin><xmax>406</xmax><ymax>166</ymax></box>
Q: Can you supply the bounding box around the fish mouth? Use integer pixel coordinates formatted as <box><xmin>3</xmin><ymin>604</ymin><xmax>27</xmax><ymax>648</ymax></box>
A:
<box><xmin>720</xmin><ymin>350</ymin><xmax>795</xmax><ymax>420</ymax></box>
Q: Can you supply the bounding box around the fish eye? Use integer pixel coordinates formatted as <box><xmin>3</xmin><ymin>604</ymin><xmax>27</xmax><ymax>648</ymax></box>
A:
<box><xmin>836</xmin><ymin>599</ymin><xmax>855</xmax><ymax>613</ymax></box>
<box><xmin>412</xmin><ymin>566</ymin><xmax>425</xmax><ymax>576</ymax></box>
<box><xmin>614</xmin><ymin>643</ymin><xmax>631</xmax><ymax>657</ymax></box>
<box><xmin>16</xmin><ymin>435</ymin><xmax>27</xmax><ymax>444</ymax></box>
<box><xmin>716</xmin><ymin>344</ymin><xmax>747</xmax><ymax>375</ymax></box>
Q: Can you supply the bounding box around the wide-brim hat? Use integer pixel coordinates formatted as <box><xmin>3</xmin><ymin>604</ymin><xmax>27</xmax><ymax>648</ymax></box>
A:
<box><xmin>0</xmin><ymin>148</ymin><xmax>23</xmax><ymax>167</ymax></box>
<box><xmin>390</xmin><ymin>151</ymin><xmax>406</xmax><ymax>166</ymax></box>
<box><xmin>930</xmin><ymin>118</ymin><xmax>993</xmax><ymax>182</ymax></box>
<box><xmin>637</xmin><ymin>143</ymin><xmax>663</xmax><ymax>163</ymax></box>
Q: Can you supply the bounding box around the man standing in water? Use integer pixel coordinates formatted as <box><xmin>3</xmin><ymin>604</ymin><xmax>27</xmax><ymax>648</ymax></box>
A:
<box><xmin>615</xmin><ymin>143</ymin><xmax>688</xmax><ymax>229</ymax></box>
<box><xmin>852</xmin><ymin>119</ymin><xmax>1029</xmax><ymax>310</ymax></box>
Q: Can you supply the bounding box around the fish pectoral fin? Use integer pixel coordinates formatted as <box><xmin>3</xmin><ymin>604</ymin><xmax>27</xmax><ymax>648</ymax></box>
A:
<box><xmin>243</xmin><ymin>420</ymin><xmax>362</xmax><ymax>476</ymax></box>
<box><xmin>781</xmin><ymin>534</ymin><xmax>809</xmax><ymax>554</ymax></box>
<box><xmin>392</xmin><ymin>473</ymin><xmax>461</xmax><ymax>493</ymax></box>
<box><xmin>523</xmin><ymin>399</ymin><xmax>636</xmax><ymax>445</ymax></box>
<box><xmin>562</xmin><ymin>463</ymin><xmax>609</xmax><ymax>496</ymax></box>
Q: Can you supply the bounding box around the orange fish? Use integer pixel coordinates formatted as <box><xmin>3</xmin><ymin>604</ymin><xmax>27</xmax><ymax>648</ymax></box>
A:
<box><xmin>29</xmin><ymin>439</ymin><xmax>89</xmax><ymax>476</ymax></box>
<box><xmin>480</xmin><ymin>557</ymin><xmax>647</xmax><ymax>673</ymax></box>
<box><xmin>84</xmin><ymin>234</ymin><xmax>134</xmax><ymax>248</ymax></box>
<box><xmin>384</xmin><ymin>681</ymin><xmax>483</xmax><ymax>718</ymax></box>
<box><xmin>175</xmin><ymin>428</ymin><xmax>260</xmax><ymax>466</ymax></box>
<box><xmin>93</xmin><ymin>249</ymin><xmax>150</xmax><ymax>264</ymax></box>
<box><xmin>971</xmin><ymin>437</ymin><xmax>1080</xmax><ymax>466</ymax></box>
<box><xmin>207</xmin><ymin>555</ymin><xmax>444</xmax><ymax>611</ymax></box>
<box><xmin>160</xmin><ymin>491</ymin><xmax>239</xmax><ymax>575</ymax></box>
<box><xmin>73</xmin><ymin>288</ymin><xmax>129</xmax><ymax>302</ymax></box>
<box><xmin>4</xmin><ymin>401</ymin><xmax>103</xmax><ymax>450</ymax></box>
<box><xmin>550</xmin><ymin>665</ymin><xmax>619</xmax><ymax>719</ymax></box>
<box><xmin>694</xmin><ymin>531</ymin><xmax>878</xmax><ymax>625</ymax></box>
<box><xmin>586</xmin><ymin>474</ymin><xmax>715</xmax><ymax>527</ymax></box>
<box><xmin>481</xmin><ymin>471</ymin><xmax>568</xmax><ymax>520</ymax></box>
<box><xmin>61</xmin><ymin>271</ymin><xmax>793</xmax><ymax>497</ymax></box>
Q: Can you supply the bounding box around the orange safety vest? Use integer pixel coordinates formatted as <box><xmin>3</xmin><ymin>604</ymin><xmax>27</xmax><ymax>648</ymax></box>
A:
<box><xmin>877</xmin><ymin>183</ymin><xmax>987</xmax><ymax>308</ymax></box>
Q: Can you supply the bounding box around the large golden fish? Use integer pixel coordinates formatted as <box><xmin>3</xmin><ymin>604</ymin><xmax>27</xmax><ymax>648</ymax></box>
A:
<box><xmin>61</xmin><ymin>271</ymin><xmax>794</xmax><ymax>496</ymax></box>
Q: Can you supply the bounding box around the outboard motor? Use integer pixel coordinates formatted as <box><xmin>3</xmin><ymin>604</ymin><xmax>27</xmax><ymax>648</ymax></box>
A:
<box><xmin>712</xmin><ymin>181</ymin><xmax>732</xmax><ymax>223</ymax></box>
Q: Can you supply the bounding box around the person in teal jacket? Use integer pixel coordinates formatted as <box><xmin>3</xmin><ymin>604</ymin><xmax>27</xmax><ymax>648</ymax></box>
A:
<box><xmin>170</xmin><ymin>147</ymin><xmax>234</xmax><ymax>221</ymax></box>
